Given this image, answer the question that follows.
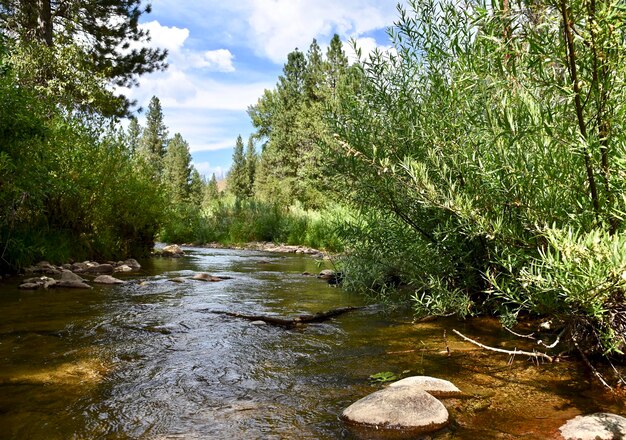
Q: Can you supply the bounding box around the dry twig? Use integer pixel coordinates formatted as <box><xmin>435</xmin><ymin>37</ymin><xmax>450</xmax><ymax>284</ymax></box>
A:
<box><xmin>452</xmin><ymin>329</ymin><xmax>553</xmax><ymax>362</ymax></box>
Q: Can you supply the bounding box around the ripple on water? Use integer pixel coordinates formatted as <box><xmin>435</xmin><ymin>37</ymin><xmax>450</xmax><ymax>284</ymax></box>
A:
<box><xmin>0</xmin><ymin>247</ymin><xmax>624</xmax><ymax>439</ymax></box>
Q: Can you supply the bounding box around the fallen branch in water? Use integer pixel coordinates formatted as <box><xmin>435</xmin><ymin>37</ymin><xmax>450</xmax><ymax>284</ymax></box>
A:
<box><xmin>572</xmin><ymin>336</ymin><xmax>613</xmax><ymax>391</ymax></box>
<box><xmin>210</xmin><ymin>306</ymin><xmax>363</xmax><ymax>328</ymax></box>
<box><xmin>452</xmin><ymin>329</ymin><xmax>553</xmax><ymax>363</ymax></box>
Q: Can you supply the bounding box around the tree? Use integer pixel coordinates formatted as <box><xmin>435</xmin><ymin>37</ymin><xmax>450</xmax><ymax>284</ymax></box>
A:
<box><xmin>325</xmin><ymin>34</ymin><xmax>348</xmax><ymax>96</ymax></box>
<box><xmin>126</xmin><ymin>117</ymin><xmax>142</xmax><ymax>156</ymax></box>
<box><xmin>246</xmin><ymin>136</ymin><xmax>257</xmax><ymax>194</ymax></box>
<box><xmin>0</xmin><ymin>0</ymin><xmax>167</xmax><ymax>115</ymax></box>
<box><xmin>189</xmin><ymin>168</ymin><xmax>204</xmax><ymax>206</ymax></box>
<box><xmin>305</xmin><ymin>39</ymin><xmax>324</xmax><ymax>102</ymax></box>
<box><xmin>227</xmin><ymin>135</ymin><xmax>250</xmax><ymax>199</ymax></box>
<box><xmin>162</xmin><ymin>133</ymin><xmax>192</xmax><ymax>204</ymax></box>
<box><xmin>139</xmin><ymin>96</ymin><xmax>168</xmax><ymax>178</ymax></box>
<box><xmin>326</xmin><ymin>0</ymin><xmax>626</xmax><ymax>363</ymax></box>
<box><xmin>203</xmin><ymin>173</ymin><xmax>220</xmax><ymax>208</ymax></box>
<box><xmin>278</xmin><ymin>48</ymin><xmax>307</xmax><ymax>109</ymax></box>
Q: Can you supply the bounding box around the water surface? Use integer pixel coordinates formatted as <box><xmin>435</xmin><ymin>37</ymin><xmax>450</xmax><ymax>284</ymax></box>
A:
<box><xmin>0</xmin><ymin>247</ymin><xmax>623</xmax><ymax>439</ymax></box>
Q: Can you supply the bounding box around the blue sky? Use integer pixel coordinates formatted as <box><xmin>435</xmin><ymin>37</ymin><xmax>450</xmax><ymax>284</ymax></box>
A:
<box><xmin>122</xmin><ymin>1</ymin><xmax>403</xmax><ymax>180</ymax></box>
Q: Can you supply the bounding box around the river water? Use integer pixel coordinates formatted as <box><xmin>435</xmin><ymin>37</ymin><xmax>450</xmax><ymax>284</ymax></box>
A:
<box><xmin>0</xmin><ymin>247</ymin><xmax>624</xmax><ymax>439</ymax></box>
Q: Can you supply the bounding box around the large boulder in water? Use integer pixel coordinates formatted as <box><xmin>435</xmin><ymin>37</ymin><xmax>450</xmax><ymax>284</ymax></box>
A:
<box><xmin>60</xmin><ymin>270</ymin><xmax>85</xmax><ymax>283</ymax></box>
<box><xmin>162</xmin><ymin>244</ymin><xmax>184</xmax><ymax>257</ymax></box>
<box><xmin>342</xmin><ymin>385</ymin><xmax>449</xmax><ymax>436</ymax></box>
<box><xmin>122</xmin><ymin>258</ymin><xmax>141</xmax><ymax>270</ymax></box>
<box><xmin>559</xmin><ymin>413</ymin><xmax>626</xmax><ymax>440</ymax></box>
<box><xmin>83</xmin><ymin>264</ymin><xmax>114</xmax><ymax>275</ymax></box>
<box><xmin>317</xmin><ymin>269</ymin><xmax>336</xmax><ymax>280</ymax></box>
<box><xmin>388</xmin><ymin>376</ymin><xmax>462</xmax><ymax>398</ymax></box>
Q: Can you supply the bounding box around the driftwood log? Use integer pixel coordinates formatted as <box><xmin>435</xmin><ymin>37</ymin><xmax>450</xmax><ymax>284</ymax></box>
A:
<box><xmin>210</xmin><ymin>306</ymin><xmax>363</xmax><ymax>328</ymax></box>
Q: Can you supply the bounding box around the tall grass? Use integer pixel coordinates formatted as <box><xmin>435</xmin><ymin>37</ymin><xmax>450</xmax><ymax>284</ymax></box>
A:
<box><xmin>159</xmin><ymin>197</ymin><xmax>345</xmax><ymax>252</ymax></box>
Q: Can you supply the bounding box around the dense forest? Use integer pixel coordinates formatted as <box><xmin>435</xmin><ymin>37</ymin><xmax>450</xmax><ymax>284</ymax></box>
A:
<box><xmin>2</xmin><ymin>0</ymin><xmax>626</xmax><ymax>373</ymax></box>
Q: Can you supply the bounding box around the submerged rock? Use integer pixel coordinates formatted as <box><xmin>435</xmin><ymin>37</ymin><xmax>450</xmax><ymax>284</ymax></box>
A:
<box><xmin>93</xmin><ymin>275</ymin><xmax>125</xmax><ymax>285</ymax></box>
<box><xmin>389</xmin><ymin>376</ymin><xmax>462</xmax><ymax>398</ymax></box>
<box><xmin>19</xmin><ymin>282</ymin><xmax>41</xmax><ymax>290</ymax></box>
<box><xmin>55</xmin><ymin>280</ymin><xmax>92</xmax><ymax>289</ymax></box>
<box><xmin>114</xmin><ymin>264</ymin><xmax>133</xmax><ymax>273</ymax></box>
<box><xmin>317</xmin><ymin>269</ymin><xmax>336</xmax><ymax>280</ymax></box>
<box><xmin>191</xmin><ymin>273</ymin><xmax>231</xmax><ymax>282</ymax></box>
<box><xmin>122</xmin><ymin>259</ymin><xmax>141</xmax><ymax>270</ymax></box>
<box><xmin>342</xmin><ymin>385</ymin><xmax>449</xmax><ymax>436</ymax></box>
<box><xmin>169</xmin><ymin>277</ymin><xmax>187</xmax><ymax>283</ymax></box>
<box><xmin>559</xmin><ymin>413</ymin><xmax>626</xmax><ymax>440</ymax></box>
<box><xmin>60</xmin><ymin>270</ymin><xmax>85</xmax><ymax>283</ymax></box>
<box><xmin>83</xmin><ymin>264</ymin><xmax>114</xmax><ymax>275</ymax></box>
<box><xmin>162</xmin><ymin>244</ymin><xmax>184</xmax><ymax>257</ymax></box>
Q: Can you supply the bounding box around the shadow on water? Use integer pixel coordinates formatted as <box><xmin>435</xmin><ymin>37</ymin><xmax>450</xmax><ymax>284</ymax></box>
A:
<box><xmin>0</xmin><ymin>247</ymin><xmax>623</xmax><ymax>439</ymax></box>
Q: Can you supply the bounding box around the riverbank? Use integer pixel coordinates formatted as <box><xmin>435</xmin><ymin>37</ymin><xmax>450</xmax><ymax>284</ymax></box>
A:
<box><xmin>184</xmin><ymin>241</ymin><xmax>330</xmax><ymax>259</ymax></box>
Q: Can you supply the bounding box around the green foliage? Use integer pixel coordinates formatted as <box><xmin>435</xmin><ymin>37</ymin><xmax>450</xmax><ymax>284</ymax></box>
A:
<box><xmin>138</xmin><ymin>96</ymin><xmax>168</xmax><ymax>178</ymax></box>
<box><xmin>0</xmin><ymin>0</ymin><xmax>166</xmax><ymax>115</ymax></box>
<box><xmin>202</xmin><ymin>173</ymin><xmax>220</xmax><ymax>208</ymax></box>
<box><xmin>165</xmin><ymin>196</ymin><xmax>344</xmax><ymax>251</ymax></box>
<box><xmin>228</xmin><ymin>134</ymin><xmax>252</xmax><ymax>198</ymax></box>
<box><xmin>0</xmin><ymin>41</ymin><xmax>165</xmax><ymax>272</ymax></box>
<box><xmin>163</xmin><ymin>133</ymin><xmax>193</xmax><ymax>204</ymax></box>
<box><xmin>324</xmin><ymin>0</ymin><xmax>626</xmax><ymax>356</ymax></box>
<box><xmin>369</xmin><ymin>372</ymin><xmax>398</xmax><ymax>384</ymax></box>
<box><xmin>248</xmin><ymin>35</ymin><xmax>354</xmax><ymax>209</ymax></box>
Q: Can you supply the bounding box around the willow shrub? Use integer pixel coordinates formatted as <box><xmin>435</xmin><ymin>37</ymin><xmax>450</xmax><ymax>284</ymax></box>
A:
<box><xmin>328</xmin><ymin>0</ymin><xmax>626</xmax><ymax>355</ymax></box>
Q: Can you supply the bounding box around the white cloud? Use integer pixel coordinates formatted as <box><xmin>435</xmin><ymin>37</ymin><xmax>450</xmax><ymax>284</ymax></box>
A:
<box><xmin>141</xmin><ymin>21</ymin><xmax>189</xmax><ymax>52</ymax></box>
<box><xmin>193</xmin><ymin>161</ymin><xmax>226</xmax><ymax>180</ymax></box>
<box><xmin>244</xmin><ymin>0</ymin><xmax>398</xmax><ymax>63</ymax></box>
<box><xmin>145</xmin><ymin>1</ymin><xmax>401</xmax><ymax>64</ymax></box>
<box><xmin>195</xmin><ymin>49</ymin><xmax>235</xmax><ymax>72</ymax></box>
<box><xmin>122</xmin><ymin>66</ymin><xmax>272</xmax><ymax>111</ymax></box>
<box><xmin>189</xmin><ymin>139</ymin><xmax>236</xmax><ymax>153</ymax></box>
<box><xmin>139</xmin><ymin>21</ymin><xmax>235</xmax><ymax>72</ymax></box>
<box><xmin>346</xmin><ymin>37</ymin><xmax>397</xmax><ymax>64</ymax></box>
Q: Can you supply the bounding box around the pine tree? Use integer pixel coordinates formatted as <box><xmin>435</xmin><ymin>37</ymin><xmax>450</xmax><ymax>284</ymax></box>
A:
<box><xmin>162</xmin><ymin>133</ymin><xmax>192</xmax><ymax>204</ymax></box>
<box><xmin>278</xmin><ymin>48</ymin><xmax>307</xmax><ymax>109</ymax></box>
<box><xmin>325</xmin><ymin>34</ymin><xmax>348</xmax><ymax>96</ymax></box>
<box><xmin>139</xmin><ymin>96</ymin><xmax>168</xmax><ymax>178</ymax></box>
<box><xmin>189</xmin><ymin>168</ymin><xmax>204</xmax><ymax>206</ymax></box>
<box><xmin>126</xmin><ymin>117</ymin><xmax>142</xmax><ymax>156</ymax></box>
<box><xmin>245</xmin><ymin>136</ymin><xmax>257</xmax><ymax>196</ymax></box>
<box><xmin>203</xmin><ymin>173</ymin><xmax>220</xmax><ymax>208</ymax></box>
<box><xmin>227</xmin><ymin>135</ymin><xmax>249</xmax><ymax>199</ymax></box>
<box><xmin>305</xmin><ymin>39</ymin><xmax>325</xmax><ymax>102</ymax></box>
<box><xmin>0</xmin><ymin>0</ymin><xmax>167</xmax><ymax>115</ymax></box>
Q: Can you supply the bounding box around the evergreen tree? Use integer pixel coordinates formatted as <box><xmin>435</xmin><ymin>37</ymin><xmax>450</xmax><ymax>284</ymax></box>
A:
<box><xmin>278</xmin><ymin>48</ymin><xmax>307</xmax><ymax>109</ymax></box>
<box><xmin>248</xmin><ymin>89</ymin><xmax>279</xmax><ymax>150</ymax></box>
<box><xmin>189</xmin><ymin>168</ymin><xmax>204</xmax><ymax>206</ymax></box>
<box><xmin>227</xmin><ymin>135</ymin><xmax>249</xmax><ymax>199</ymax></box>
<box><xmin>126</xmin><ymin>117</ymin><xmax>142</xmax><ymax>156</ymax></box>
<box><xmin>245</xmin><ymin>136</ymin><xmax>257</xmax><ymax>196</ymax></box>
<box><xmin>305</xmin><ymin>39</ymin><xmax>325</xmax><ymax>102</ymax></box>
<box><xmin>325</xmin><ymin>34</ymin><xmax>348</xmax><ymax>96</ymax></box>
<box><xmin>139</xmin><ymin>96</ymin><xmax>168</xmax><ymax>178</ymax></box>
<box><xmin>0</xmin><ymin>0</ymin><xmax>167</xmax><ymax>115</ymax></box>
<box><xmin>162</xmin><ymin>133</ymin><xmax>192</xmax><ymax>204</ymax></box>
<box><xmin>203</xmin><ymin>173</ymin><xmax>220</xmax><ymax>208</ymax></box>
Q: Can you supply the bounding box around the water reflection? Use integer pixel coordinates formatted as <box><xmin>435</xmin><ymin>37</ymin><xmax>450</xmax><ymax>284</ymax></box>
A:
<box><xmin>0</xmin><ymin>247</ymin><xmax>623</xmax><ymax>439</ymax></box>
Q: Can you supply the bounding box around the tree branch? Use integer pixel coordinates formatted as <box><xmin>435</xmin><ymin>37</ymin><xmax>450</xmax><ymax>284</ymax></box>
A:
<box><xmin>452</xmin><ymin>329</ymin><xmax>553</xmax><ymax>362</ymax></box>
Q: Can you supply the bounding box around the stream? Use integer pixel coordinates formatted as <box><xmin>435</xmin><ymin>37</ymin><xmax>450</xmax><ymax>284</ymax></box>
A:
<box><xmin>0</xmin><ymin>247</ymin><xmax>624</xmax><ymax>439</ymax></box>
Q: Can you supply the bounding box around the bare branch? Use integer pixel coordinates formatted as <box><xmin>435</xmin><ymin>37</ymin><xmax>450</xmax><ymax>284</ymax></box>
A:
<box><xmin>452</xmin><ymin>329</ymin><xmax>553</xmax><ymax>362</ymax></box>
